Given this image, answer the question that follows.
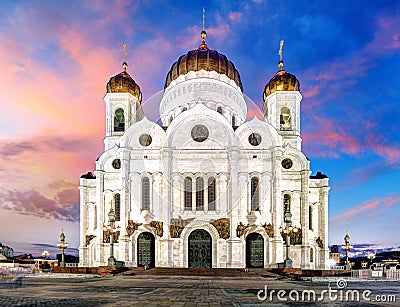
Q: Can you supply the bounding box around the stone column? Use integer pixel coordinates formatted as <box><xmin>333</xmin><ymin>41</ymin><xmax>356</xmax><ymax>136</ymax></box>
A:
<box><xmin>319</xmin><ymin>186</ymin><xmax>330</xmax><ymax>269</ymax></box>
<box><xmin>300</xmin><ymin>170</ymin><xmax>311</xmax><ymax>268</ymax></box>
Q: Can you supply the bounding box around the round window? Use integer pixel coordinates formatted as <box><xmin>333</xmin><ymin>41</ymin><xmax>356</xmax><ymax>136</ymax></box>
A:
<box><xmin>139</xmin><ymin>134</ymin><xmax>152</xmax><ymax>146</ymax></box>
<box><xmin>112</xmin><ymin>159</ymin><xmax>121</xmax><ymax>169</ymax></box>
<box><xmin>191</xmin><ymin>125</ymin><xmax>209</xmax><ymax>142</ymax></box>
<box><xmin>282</xmin><ymin>158</ymin><xmax>293</xmax><ymax>169</ymax></box>
<box><xmin>248</xmin><ymin>133</ymin><xmax>262</xmax><ymax>146</ymax></box>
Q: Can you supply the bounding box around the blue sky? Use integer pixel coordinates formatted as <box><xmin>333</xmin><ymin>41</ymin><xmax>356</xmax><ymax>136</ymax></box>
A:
<box><xmin>0</xmin><ymin>0</ymin><xmax>399</xmax><ymax>255</ymax></box>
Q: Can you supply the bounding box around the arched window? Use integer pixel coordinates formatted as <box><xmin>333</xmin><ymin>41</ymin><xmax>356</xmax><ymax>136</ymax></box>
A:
<box><xmin>232</xmin><ymin>114</ymin><xmax>236</xmax><ymax>126</ymax></box>
<box><xmin>217</xmin><ymin>106</ymin><xmax>223</xmax><ymax>114</ymax></box>
<box><xmin>114</xmin><ymin>108</ymin><xmax>125</xmax><ymax>131</ymax></box>
<box><xmin>208</xmin><ymin>177</ymin><xmax>216</xmax><ymax>211</ymax></box>
<box><xmin>169</xmin><ymin>115</ymin><xmax>173</xmax><ymax>124</ymax></box>
<box><xmin>280</xmin><ymin>107</ymin><xmax>291</xmax><ymax>129</ymax></box>
<box><xmin>196</xmin><ymin>177</ymin><xmax>204</xmax><ymax>210</ymax></box>
<box><xmin>310</xmin><ymin>248</ymin><xmax>314</xmax><ymax>262</ymax></box>
<box><xmin>141</xmin><ymin>177</ymin><xmax>150</xmax><ymax>210</ymax></box>
<box><xmin>309</xmin><ymin>205</ymin><xmax>313</xmax><ymax>230</ymax></box>
<box><xmin>184</xmin><ymin>177</ymin><xmax>192</xmax><ymax>210</ymax></box>
<box><xmin>283</xmin><ymin>194</ymin><xmax>291</xmax><ymax>214</ymax></box>
<box><xmin>114</xmin><ymin>194</ymin><xmax>121</xmax><ymax>221</ymax></box>
<box><xmin>250</xmin><ymin>177</ymin><xmax>259</xmax><ymax>211</ymax></box>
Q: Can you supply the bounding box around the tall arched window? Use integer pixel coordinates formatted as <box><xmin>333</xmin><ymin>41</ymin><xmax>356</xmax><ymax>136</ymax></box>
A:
<box><xmin>141</xmin><ymin>177</ymin><xmax>150</xmax><ymax>210</ymax></box>
<box><xmin>114</xmin><ymin>194</ymin><xmax>121</xmax><ymax>221</ymax></box>
<box><xmin>280</xmin><ymin>107</ymin><xmax>291</xmax><ymax>129</ymax></box>
<box><xmin>309</xmin><ymin>205</ymin><xmax>313</xmax><ymax>230</ymax></box>
<box><xmin>114</xmin><ymin>108</ymin><xmax>125</xmax><ymax>131</ymax></box>
<box><xmin>310</xmin><ymin>248</ymin><xmax>314</xmax><ymax>262</ymax></box>
<box><xmin>196</xmin><ymin>177</ymin><xmax>204</xmax><ymax>210</ymax></box>
<box><xmin>251</xmin><ymin>177</ymin><xmax>259</xmax><ymax>211</ymax></box>
<box><xmin>217</xmin><ymin>106</ymin><xmax>223</xmax><ymax>114</ymax></box>
<box><xmin>232</xmin><ymin>115</ymin><xmax>236</xmax><ymax>126</ymax></box>
<box><xmin>169</xmin><ymin>115</ymin><xmax>173</xmax><ymax>124</ymax></box>
<box><xmin>283</xmin><ymin>194</ymin><xmax>291</xmax><ymax>214</ymax></box>
<box><xmin>184</xmin><ymin>177</ymin><xmax>192</xmax><ymax>210</ymax></box>
<box><xmin>208</xmin><ymin>177</ymin><xmax>216</xmax><ymax>211</ymax></box>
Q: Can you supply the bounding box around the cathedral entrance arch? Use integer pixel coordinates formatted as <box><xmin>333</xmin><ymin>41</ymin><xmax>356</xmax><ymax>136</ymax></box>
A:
<box><xmin>188</xmin><ymin>229</ymin><xmax>212</xmax><ymax>268</ymax></box>
<box><xmin>246</xmin><ymin>233</ymin><xmax>264</xmax><ymax>268</ymax></box>
<box><xmin>137</xmin><ymin>232</ymin><xmax>155</xmax><ymax>267</ymax></box>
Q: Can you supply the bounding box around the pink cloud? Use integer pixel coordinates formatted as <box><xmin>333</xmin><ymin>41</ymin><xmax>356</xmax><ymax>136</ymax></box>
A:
<box><xmin>229</xmin><ymin>12</ymin><xmax>243</xmax><ymax>22</ymax></box>
<box><xmin>331</xmin><ymin>194</ymin><xmax>400</xmax><ymax>225</ymax></box>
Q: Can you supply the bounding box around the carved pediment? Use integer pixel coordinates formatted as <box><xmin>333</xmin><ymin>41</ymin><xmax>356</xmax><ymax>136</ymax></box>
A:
<box><xmin>211</xmin><ymin>218</ymin><xmax>230</xmax><ymax>240</ymax></box>
<box><xmin>149</xmin><ymin>221</ymin><xmax>163</xmax><ymax>237</ymax></box>
<box><xmin>103</xmin><ymin>230</ymin><xmax>120</xmax><ymax>243</ymax></box>
<box><xmin>169</xmin><ymin>216</ymin><xmax>194</xmax><ymax>238</ymax></box>
<box><xmin>126</xmin><ymin>220</ymin><xmax>142</xmax><ymax>236</ymax></box>
<box><xmin>85</xmin><ymin>235</ymin><xmax>96</xmax><ymax>246</ymax></box>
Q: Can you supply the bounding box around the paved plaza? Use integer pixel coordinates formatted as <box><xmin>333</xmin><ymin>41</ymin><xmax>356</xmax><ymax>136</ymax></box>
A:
<box><xmin>0</xmin><ymin>274</ymin><xmax>399</xmax><ymax>306</ymax></box>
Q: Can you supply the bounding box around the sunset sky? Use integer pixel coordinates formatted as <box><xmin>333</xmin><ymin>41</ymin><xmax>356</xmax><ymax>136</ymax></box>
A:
<box><xmin>0</xmin><ymin>0</ymin><xmax>399</xmax><ymax>256</ymax></box>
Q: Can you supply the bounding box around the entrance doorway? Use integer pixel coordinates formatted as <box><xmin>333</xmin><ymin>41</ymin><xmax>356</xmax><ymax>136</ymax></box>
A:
<box><xmin>137</xmin><ymin>232</ymin><xmax>155</xmax><ymax>267</ymax></box>
<box><xmin>188</xmin><ymin>229</ymin><xmax>212</xmax><ymax>268</ymax></box>
<box><xmin>246</xmin><ymin>233</ymin><xmax>264</xmax><ymax>268</ymax></box>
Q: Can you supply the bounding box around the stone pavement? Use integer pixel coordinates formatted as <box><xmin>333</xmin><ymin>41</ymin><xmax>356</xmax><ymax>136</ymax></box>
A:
<box><xmin>0</xmin><ymin>274</ymin><xmax>399</xmax><ymax>306</ymax></box>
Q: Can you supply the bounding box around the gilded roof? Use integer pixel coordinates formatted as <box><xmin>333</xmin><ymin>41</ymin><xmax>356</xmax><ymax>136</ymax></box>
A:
<box><xmin>106</xmin><ymin>67</ymin><xmax>142</xmax><ymax>101</ymax></box>
<box><xmin>263</xmin><ymin>69</ymin><xmax>300</xmax><ymax>100</ymax></box>
<box><xmin>164</xmin><ymin>36</ymin><xmax>242</xmax><ymax>90</ymax></box>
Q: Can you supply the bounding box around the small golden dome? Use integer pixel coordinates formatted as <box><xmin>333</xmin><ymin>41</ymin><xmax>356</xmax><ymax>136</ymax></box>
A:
<box><xmin>263</xmin><ymin>68</ymin><xmax>300</xmax><ymax>100</ymax></box>
<box><xmin>164</xmin><ymin>30</ymin><xmax>242</xmax><ymax>90</ymax></box>
<box><xmin>106</xmin><ymin>69</ymin><xmax>142</xmax><ymax>101</ymax></box>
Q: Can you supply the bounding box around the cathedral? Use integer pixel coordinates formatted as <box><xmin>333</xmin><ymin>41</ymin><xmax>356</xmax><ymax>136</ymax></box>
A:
<box><xmin>79</xmin><ymin>29</ymin><xmax>330</xmax><ymax>269</ymax></box>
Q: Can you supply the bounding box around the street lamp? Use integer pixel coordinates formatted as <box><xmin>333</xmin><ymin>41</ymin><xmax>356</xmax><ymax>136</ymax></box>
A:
<box><xmin>279</xmin><ymin>211</ymin><xmax>299</xmax><ymax>268</ymax></box>
<box><xmin>341</xmin><ymin>229</ymin><xmax>353</xmax><ymax>270</ymax></box>
<box><xmin>57</xmin><ymin>228</ymin><xmax>68</xmax><ymax>267</ymax></box>
<box><xmin>103</xmin><ymin>201</ymin><xmax>120</xmax><ymax>266</ymax></box>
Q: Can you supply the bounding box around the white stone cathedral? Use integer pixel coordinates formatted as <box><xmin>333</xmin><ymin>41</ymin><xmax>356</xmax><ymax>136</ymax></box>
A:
<box><xmin>79</xmin><ymin>31</ymin><xmax>330</xmax><ymax>269</ymax></box>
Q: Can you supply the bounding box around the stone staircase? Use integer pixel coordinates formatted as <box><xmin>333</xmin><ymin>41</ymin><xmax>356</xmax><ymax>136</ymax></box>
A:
<box><xmin>120</xmin><ymin>267</ymin><xmax>278</xmax><ymax>278</ymax></box>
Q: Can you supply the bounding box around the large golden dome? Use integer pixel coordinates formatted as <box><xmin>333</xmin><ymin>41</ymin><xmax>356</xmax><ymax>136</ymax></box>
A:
<box><xmin>263</xmin><ymin>67</ymin><xmax>300</xmax><ymax>100</ymax></box>
<box><xmin>164</xmin><ymin>31</ymin><xmax>242</xmax><ymax>90</ymax></box>
<box><xmin>106</xmin><ymin>62</ymin><xmax>142</xmax><ymax>101</ymax></box>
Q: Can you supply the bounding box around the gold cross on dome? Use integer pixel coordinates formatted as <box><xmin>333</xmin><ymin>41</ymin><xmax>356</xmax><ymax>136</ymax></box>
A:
<box><xmin>278</xmin><ymin>40</ymin><xmax>284</xmax><ymax>62</ymax></box>
<box><xmin>123</xmin><ymin>42</ymin><xmax>127</xmax><ymax>62</ymax></box>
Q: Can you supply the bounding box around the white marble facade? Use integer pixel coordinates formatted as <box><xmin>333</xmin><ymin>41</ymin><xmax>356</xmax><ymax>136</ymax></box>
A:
<box><xmin>79</xmin><ymin>44</ymin><xmax>330</xmax><ymax>269</ymax></box>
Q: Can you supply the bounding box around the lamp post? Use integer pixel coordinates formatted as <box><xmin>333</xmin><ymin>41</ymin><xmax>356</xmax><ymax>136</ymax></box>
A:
<box><xmin>341</xmin><ymin>229</ymin><xmax>353</xmax><ymax>270</ymax></box>
<box><xmin>57</xmin><ymin>228</ymin><xmax>68</xmax><ymax>267</ymax></box>
<box><xmin>279</xmin><ymin>211</ymin><xmax>299</xmax><ymax>268</ymax></box>
<box><xmin>103</xmin><ymin>201</ymin><xmax>120</xmax><ymax>266</ymax></box>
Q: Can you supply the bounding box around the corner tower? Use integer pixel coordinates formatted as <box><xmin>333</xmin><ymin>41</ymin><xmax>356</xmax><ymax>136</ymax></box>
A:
<box><xmin>104</xmin><ymin>43</ymin><xmax>144</xmax><ymax>150</ymax></box>
<box><xmin>262</xmin><ymin>41</ymin><xmax>302</xmax><ymax>150</ymax></box>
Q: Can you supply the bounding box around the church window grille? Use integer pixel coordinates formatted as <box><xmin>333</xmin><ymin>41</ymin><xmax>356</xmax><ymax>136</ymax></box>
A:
<box><xmin>250</xmin><ymin>177</ymin><xmax>259</xmax><ymax>211</ymax></box>
<box><xmin>284</xmin><ymin>194</ymin><xmax>291</xmax><ymax>213</ymax></box>
<box><xmin>196</xmin><ymin>177</ymin><xmax>204</xmax><ymax>210</ymax></box>
<box><xmin>114</xmin><ymin>194</ymin><xmax>121</xmax><ymax>221</ymax></box>
<box><xmin>142</xmin><ymin>177</ymin><xmax>150</xmax><ymax>210</ymax></box>
<box><xmin>208</xmin><ymin>177</ymin><xmax>216</xmax><ymax>211</ymax></box>
<box><xmin>114</xmin><ymin>108</ymin><xmax>125</xmax><ymax>131</ymax></box>
<box><xmin>184</xmin><ymin>177</ymin><xmax>192</xmax><ymax>210</ymax></box>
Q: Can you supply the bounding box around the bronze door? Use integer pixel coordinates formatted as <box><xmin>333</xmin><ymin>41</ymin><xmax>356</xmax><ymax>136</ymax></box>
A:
<box><xmin>137</xmin><ymin>232</ymin><xmax>155</xmax><ymax>267</ymax></box>
<box><xmin>188</xmin><ymin>229</ymin><xmax>212</xmax><ymax>268</ymax></box>
<box><xmin>246</xmin><ymin>233</ymin><xmax>264</xmax><ymax>268</ymax></box>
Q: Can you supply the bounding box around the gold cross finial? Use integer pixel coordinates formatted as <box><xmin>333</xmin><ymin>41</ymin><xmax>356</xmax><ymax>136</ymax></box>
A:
<box><xmin>122</xmin><ymin>42</ymin><xmax>128</xmax><ymax>71</ymax></box>
<box><xmin>202</xmin><ymin>7</ymin><xmax>205</xmax><ymax>32</ymax></box>
<box><xmin>346</xmin><ymin>229</ymin><xmax>348</xmax><ymax>235</ymax></box>
<box><xmin>278</xmin><ymin>40</ymin><xmax>284</xmax><ymax>70</ymax></box>
<box><xmin>61</xmin><ymin>227</ymin><xmax>64</xmax><ymax>233</ymax></box>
